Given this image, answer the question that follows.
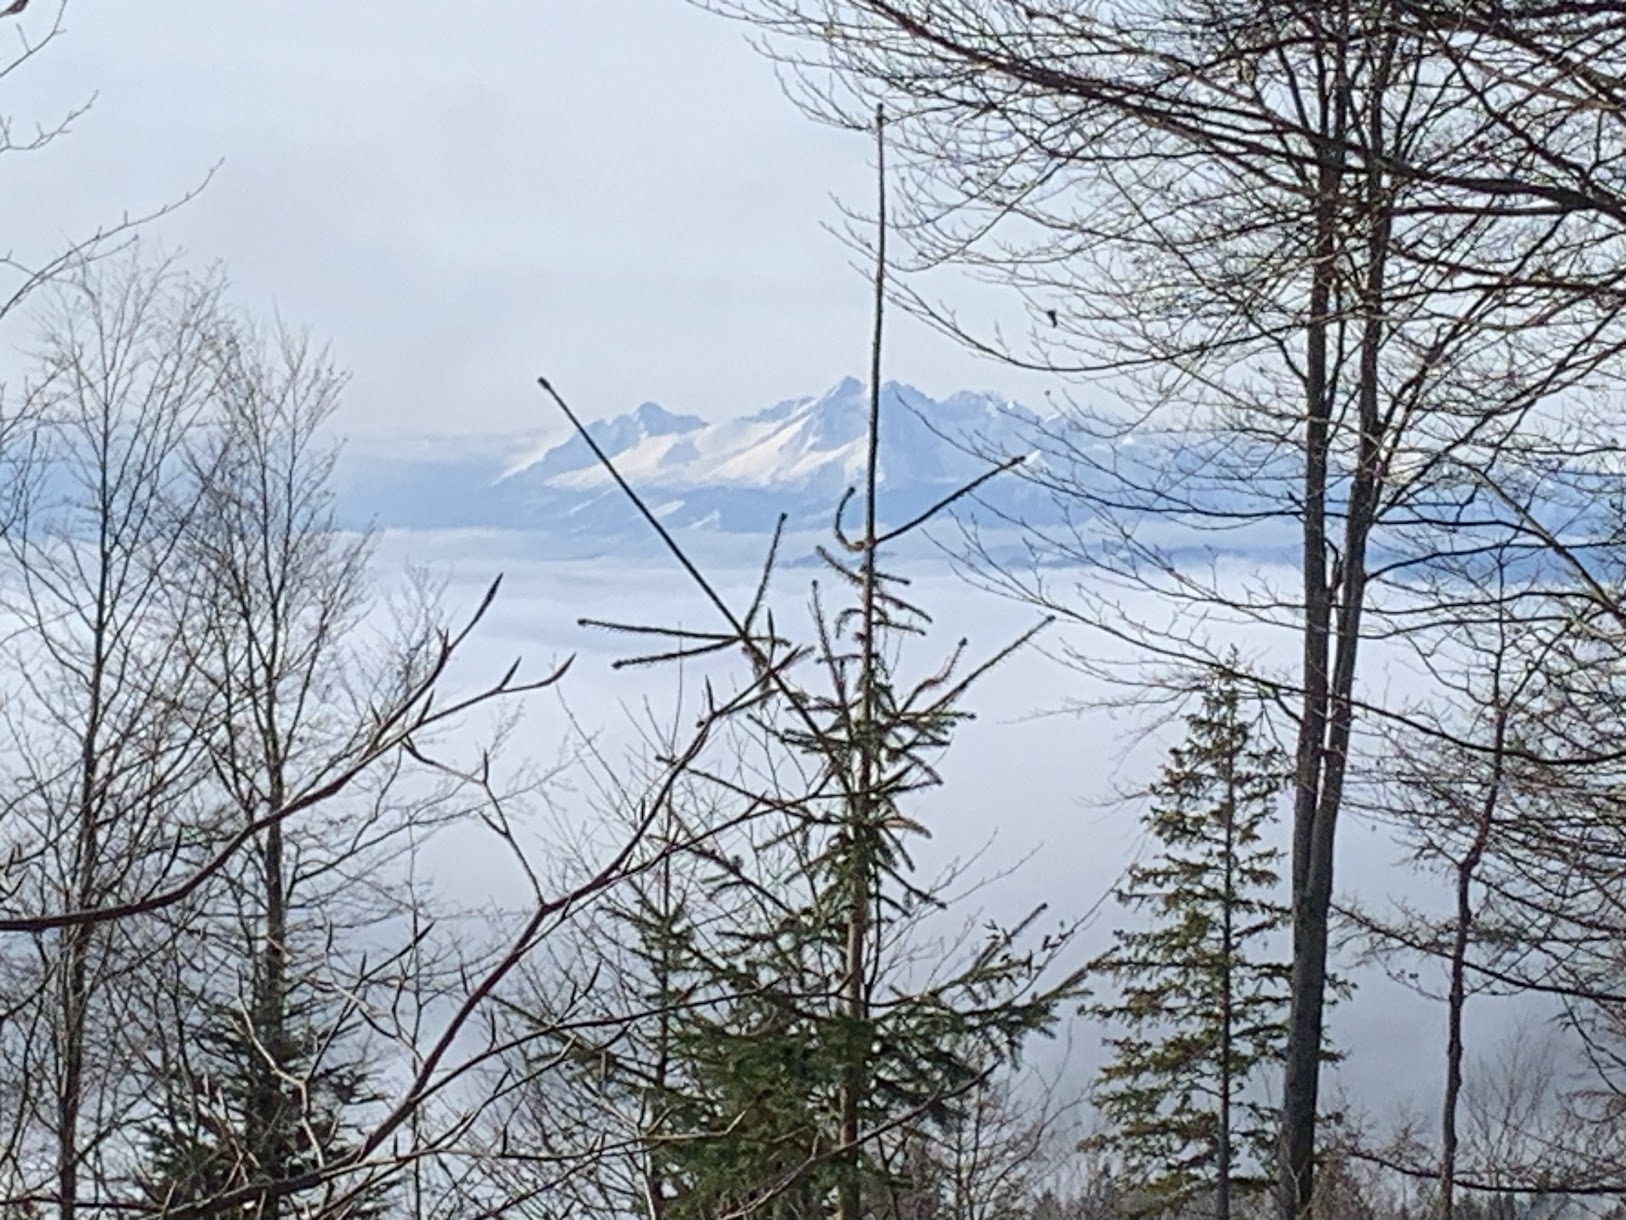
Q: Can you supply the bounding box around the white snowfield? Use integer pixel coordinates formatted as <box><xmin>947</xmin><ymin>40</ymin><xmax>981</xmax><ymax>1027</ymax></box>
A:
<box><xmin>499</xmin><ymin>376</ymin><xmax>1045</xmax><ymax>493</ymax></box>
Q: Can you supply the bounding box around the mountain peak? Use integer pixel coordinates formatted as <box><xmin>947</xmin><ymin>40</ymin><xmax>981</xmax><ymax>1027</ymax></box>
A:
<box><xmin>498</xmin><ymin>398</ymin><xmax>705</xmax><ymax>481</ymax></box>
<box><xmin>507</xmin><ymin>380</ymin><xmax>1041</xmax><ymax>501</ymax></box>
<box><xmin>821</xmin><ymin>375</ymin><xmax>865</xmax><ymax>400</ymax></box>
<box><xmin>632</xmin><ymin>401</ymin><xmax>704</xmax><ymax>436</ymax></box>
<box><xmin>341</xmin><ymin>380</ymin><xmax>1061</xmax><ymax>545</ymax></box>
<box><xmin>811</xmin><ymin>376</ymin><xmax>929</xmax><ymax>403</ymax></box>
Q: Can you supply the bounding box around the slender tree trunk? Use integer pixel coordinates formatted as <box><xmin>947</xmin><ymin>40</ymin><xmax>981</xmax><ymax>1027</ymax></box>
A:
<box><xmin>1219</xmin><ymin>730</ymin><xmax>1236</xmax><ymax>1220</ymax></box>
<box><xmin>1441</xmin><ymin>707</ymin><xmax>1506</xmax><ymax>1220</ymax></box>
<box><xmin>58</xmin><ymin>813</ymin><xmax>97</xmax><ymax>1220</ymax></box>
<box><xmin>1280</xmin><ymin>62</ymin><xmax>1347</xmax><ymax>1220</ymax></box>
<box><xmin>837</xmin><ymin>106</ymin><xmax>889</xmax><ymax>1220</ymax></box>
<box><xmin>1282</xmin><ymin>23</ymin><xmax>1401</xmax><ymax>1216</ymax></box>
<box><xmin>645</xmin><ymin>845</ymin><xmax>673</xmax><ymax>1220</ymax></box>
<box><xmin>59</xmin><ymin>551</ymin><xmax>113</xmax><ymax>1220</ymax></box>
<box><xmin>1439</xmin><ymin>865</ymin><xmax>1471</xmax><ymax>1220</ymax></box>
<box><xmin>257</xmin><ymin>764</ymin><xmax>288</xmax><ymax>1220</ymax></box>
<box><xmin>839</xmin><ymin>875</ymin><xmax>868</xmax><ymax>1220</ymax></box>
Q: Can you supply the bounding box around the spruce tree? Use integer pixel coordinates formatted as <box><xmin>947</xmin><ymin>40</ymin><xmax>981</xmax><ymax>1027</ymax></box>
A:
<box><xmin>519</xmin><ymin>565</ymin><xmax>1083</xmax><ymax>1220</ymax></box>
<box><xmin>1083</xmin><ymin>673</ymin><xmax>1292</xmax><ymax>1218</ymax></box>
<box><xmin>512</xmin><ymin>112</ymin><xmax>1085</xmax><ymax>1220</ymax></box>
<box><xmin>137</xmin><ymin>978</ymin><xmax>378</xmax><ymax>1218</ymax></box>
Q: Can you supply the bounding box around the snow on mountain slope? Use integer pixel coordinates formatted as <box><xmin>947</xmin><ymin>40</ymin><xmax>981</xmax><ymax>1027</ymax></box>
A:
<box><xmin>338</xmin><ymin>377</ymin><xmax>1597</xmax><ymax>574</ymax></box>
<box><xmin>500</xmin><ymin>400</ymin><xmax>707</xmax><ymax>482</ymax></box>
<box><xmin>503</xmin><ymin>377</ymin><xmax>1043</xmax><ymax>495</ymax></box>
<box><xmin>334</xmin><ymin>378</ymin><xmax>1058</xmax><ymax>556</ymax></box>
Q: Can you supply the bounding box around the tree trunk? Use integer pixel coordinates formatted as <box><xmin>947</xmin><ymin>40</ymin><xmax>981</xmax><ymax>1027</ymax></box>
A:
<box><xmin>256</xmin><ymin>761</ymin><xmax>288</xmax><ymax>1220</ymax></box>
<box><xmin>838</xmin><ymin>107</ymin><xmax>889</xmax><ymax>1220</ymax></box>
<box><xmin>1283</xmin><ymin>24</ymin><xmax>1397</xmax><ymax>1215</ymax></box>
<box><xmin>58</xmin><ymin>566</ymin><xmax>113</xmax><ymax>1220</ymax></box>
<box><xmin>1441</xmin><ymin>706</ymin><xmax>1506</xmax><ymax>1220</ymax></box>
<box><xmin>1280</xmin><ymin>104</ymin><xmax>1344</xmax><ymax>1220</ymax></box>
<box><xmin>1219</xmin><ymin>722</ymin><xmax>1236</xmax><ymax>1220</ymax></box>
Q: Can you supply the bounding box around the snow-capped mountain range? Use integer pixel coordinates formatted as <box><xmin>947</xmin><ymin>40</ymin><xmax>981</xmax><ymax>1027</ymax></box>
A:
<box><xmin>336</xmin><ymin>378</ymin><xmax>1055</xmax><ymax>554</ymax></box>
<box><xmin>337</xmin><ymin>376</ymin><xmax>1624</xmax><ymax>573</ymax></box>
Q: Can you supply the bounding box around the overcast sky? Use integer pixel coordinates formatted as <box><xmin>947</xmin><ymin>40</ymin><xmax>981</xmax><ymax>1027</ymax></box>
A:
<box><xmin>1</xmin><ymin>0</ymin><xmax>1048</xmax><ymax>440</ymax></box>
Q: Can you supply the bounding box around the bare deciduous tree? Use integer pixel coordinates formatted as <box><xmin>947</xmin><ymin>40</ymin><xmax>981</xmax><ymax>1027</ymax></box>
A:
<box><xmin>680</xmin><ymin>5</ymin><xmax>1626</xmax><ymax>1213</ymax></box>
<box><xmin>0</xmin><ymin>258</ymin><xmax>599</xmax><ymax>1220</ymax></box>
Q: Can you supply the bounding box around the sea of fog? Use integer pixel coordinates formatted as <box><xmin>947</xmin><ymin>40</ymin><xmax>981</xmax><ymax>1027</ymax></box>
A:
<box><xmin>368</xmin><ymin>526</ymin><xmax>1567</xmax><ymax>1137</ymax></box>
